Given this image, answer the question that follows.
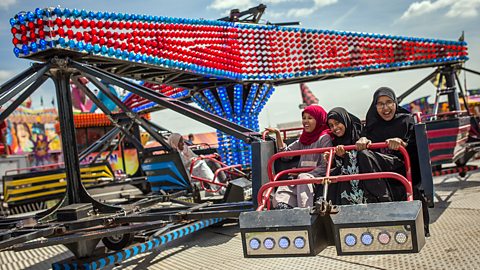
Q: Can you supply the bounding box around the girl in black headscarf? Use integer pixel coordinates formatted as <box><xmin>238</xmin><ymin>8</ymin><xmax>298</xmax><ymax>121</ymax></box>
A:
<box><xmin>356</xmin><ymin>87</ymin><xmax>430</xmax><ymax>236</ymax></box>
<box><xmin>327</xmin><ymin>107</ymin><xmax>366</xmax><ymax>205</ymax></box>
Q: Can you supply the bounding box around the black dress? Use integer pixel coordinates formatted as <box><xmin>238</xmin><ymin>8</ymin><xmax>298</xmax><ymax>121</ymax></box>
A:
<box><xmin>326</xmin><ymin>107</ymin><xmax>367</xmax><ymax>205</ymax></box>
<box><xmin>360</xmin><ymin>87</ymin><xmax>430</xmax><ymax>235</ymax></box>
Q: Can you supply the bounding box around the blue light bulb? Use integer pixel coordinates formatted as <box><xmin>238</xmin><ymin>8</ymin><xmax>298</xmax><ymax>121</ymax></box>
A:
<box><xmin>13</xmin><ymin>47</ymin><xmax>20</xmax><ymax>57</ymax></box>
<box><xmin>63</xmin><ymin>8</ymin><xmax>71</xmax><ymax>17</ymax></box>
<box><xmin>39</xmin><ymin>39</ymin><xmax>47</xmax><ymax>50</ymax></box>
<box><xmin>26</xmin><ymin>11</ymin><xmax>35</xmax><ymax>21</ymax></box>
<box><xmin>30</xmin><ymin>42</ymin><xmax>38</xmax><ymax>53</ymax></box>
<box><xmin>85</xmin><ymin>43</ymin><xmax>93</xmax><ymax>52</ymax></box>
<box><xmin>68</xmin><ymin>40</ymin><xmax>76</xmax><ymax>49</ymax></box>
<box><xmin>80</xmin><ymin>9</ymin><xmax>88</xmax><ymax>19</ymax></box>
<box><xmin>53</xmin><ymin>7</ymin><xmax>62</xmax><ymax>17</ymax></box>
<box><xmin>22</xmin><ymin>44</ymin><xmax>29</xmax><ymax>55</ymax></box>
<box><xmin>9</xmin><ymin>18</ymin><xmax>17</xmax><ymax>27</ymax></box>
<box><xmin>77</xmin><ymin>41</ymin><xmax>84</xmax><ymax>51</ymax></box>
<box><xmin>17</xmin><ymin>14</ymin><xmax>25</xmax><ymax>24</ymax></box>
<box><xmin>35</xmin><ymin>8</ymin><xmax>43</xmax><ymax>17</ymax></box>
<box><xmin>72</xmin><ymin>9</ymin><xmax>80</xmax><ymax>18</ymax></box>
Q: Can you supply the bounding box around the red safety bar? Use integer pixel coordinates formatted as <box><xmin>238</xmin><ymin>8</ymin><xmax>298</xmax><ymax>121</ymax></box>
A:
<box><xmin>413</xmin><ymin>112</ymin><xmax>422</xmax><ymax>123</ymax></box>
<box><xmin>257</xmin><ymin>172</ymin><xmax>413</xmax><ymax>211</ymax></box>
<box><xmin>189</xmin><ymin>154</ymin><xmax>245</xmax><ymax>193</ymax></box>
<box><xmin>279</xmin><ymin>127</ymin><xmax>303</xmax><ymax>140</ymax></box>
<box><xmin>262</xmin><ymin>127</ymin><xmax>303</xmax><ymax>141</ymax></box>
<box><xmin>257</xmin><ymin>142</ymin><xmax>412</xmax><ymax>211</ymax></box>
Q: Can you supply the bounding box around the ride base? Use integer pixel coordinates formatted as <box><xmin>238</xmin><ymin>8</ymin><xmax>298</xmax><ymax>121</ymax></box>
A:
<box><xmin>1</xmin><ymin>168</ymin><xmax>479</xmax><ymax>269</ymax></box>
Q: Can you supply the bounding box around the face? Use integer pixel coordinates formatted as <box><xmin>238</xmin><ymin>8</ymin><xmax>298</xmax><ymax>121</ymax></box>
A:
<box><xmin>302</xmin><ymin>112</ymin><xmax>317</xmax><ymax>133</ymax></box>
<box><xmin>328</xmin><ymin>119</ymin><xmax>346</xmax><ymax>137</ymax></box>
<box><xmin>177</xmin><ymin>137</ymin><xmax>185</xmax><ymax>151</ymax></box>
<box><xmin>376</xmin><ymin>95</ymin><xmax>396</xmax><ymax>121</ymax></box>
<box><xmin>16</xmin><ymin>124</ymin><xmax>30</xmax><ymax>143</ymax></box>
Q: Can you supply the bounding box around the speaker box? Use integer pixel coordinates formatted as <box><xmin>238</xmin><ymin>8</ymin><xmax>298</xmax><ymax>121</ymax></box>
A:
<box><xmin>223</xmin><ymin>177</ymin><xmax>252</xmax><ymax>202</ymax></box>
<box><xmin>239</xmin><ymin>208</ymin><xmax>333</xmax><ymax>258</ymax></box>
<box><xmin>331</xmin><ymin>200</ymin><xmax>425</xmax><ymax>255</ymax></box>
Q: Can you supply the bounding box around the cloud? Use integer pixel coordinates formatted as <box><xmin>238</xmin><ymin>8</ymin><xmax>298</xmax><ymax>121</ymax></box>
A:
<box><xmin>287</xmin><ymin>8</ymin><xmax>316</xmax><ymax>17</ymax></box>
<box><xmin>331</xmin><ymin>5</ymin><xmax>357</xmax><ymax>27</ymax></box>
<box><xmin>282</xmin><ymin>0</ymin><xmax>338</xmax><ymax>18</ymax></box>
<box><xmin>446</xmin><ymin>0</ymin><xmax>480</xmax><ymax>17</ymax></box>
<box><xmin>0</xmin><ymin>0</ymin><xmax>16</xmax><ymax>9</ymax></box>
<box><xmin>208</xmin><ymin>0</ymin><xmax>255</xmax><ymax>10</ymax></box>
<box><xmin>0</xmin><ymin>70</ymin><xmax>15</xmax><ymax>83</ymax></box>
<box><xmin>400</xmin><ymin>0</ymin><xmax>480</xmax><ymax>20</ymax></box>
<box><xmin>264</xmin><ymin>0</ymin><xmax>298</xmax><ymax>3</ymax></box>
<box><xmin>314</xmin><ymin>0</ymin><xmax>338</xmax><ymax>8</ymax></box>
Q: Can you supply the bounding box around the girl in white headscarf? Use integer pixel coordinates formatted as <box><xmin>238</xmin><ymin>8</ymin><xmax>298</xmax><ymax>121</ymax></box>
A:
<box><xmin>168</xmin><ymin>133</ymin><xmax>216</xmax><ymax>183</ymax></box>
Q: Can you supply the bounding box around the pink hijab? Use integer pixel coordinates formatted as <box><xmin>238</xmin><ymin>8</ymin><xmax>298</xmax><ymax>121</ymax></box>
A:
<box><xmin>299</xmin><ymin>105</ymin><xmax>332</xmax><ymax>145</ymax></box>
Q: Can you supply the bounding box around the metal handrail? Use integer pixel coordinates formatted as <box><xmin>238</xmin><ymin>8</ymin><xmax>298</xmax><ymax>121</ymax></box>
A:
<box><xmin>189</xmin><ymin>154</ymin><xmax>245</xmax><ymax>193</ymax></box>
<box><xmin>258</xmin><ymin>142</ymin><xmax>412</xmax><ymax>211</ymax></box>
<box><xmin>257</xmin><ymin>172</ymin><xmax>413</xmax><ymax>211</ymax></box>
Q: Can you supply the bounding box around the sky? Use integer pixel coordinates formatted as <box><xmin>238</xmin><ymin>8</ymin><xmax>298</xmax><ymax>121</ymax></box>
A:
<box><xmin>0</xmin><ymin>0</ymin><xmax>479</xmax><ymax>134</ymax></box>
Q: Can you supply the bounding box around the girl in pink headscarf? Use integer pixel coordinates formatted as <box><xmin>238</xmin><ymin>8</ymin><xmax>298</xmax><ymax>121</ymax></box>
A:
<box><xmin>265</xmin><ymin>105</ymin><xmax>332</xmax><ymax>208</ymax></box>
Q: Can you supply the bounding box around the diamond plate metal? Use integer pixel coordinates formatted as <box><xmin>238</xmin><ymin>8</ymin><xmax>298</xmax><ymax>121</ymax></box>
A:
<box><xmin>1</xmin><ymin>171</ymin><xmax>480</xmax><ymax>270</ymax></box>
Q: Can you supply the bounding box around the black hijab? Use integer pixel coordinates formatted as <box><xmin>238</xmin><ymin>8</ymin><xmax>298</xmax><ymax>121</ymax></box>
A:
<box><xmin>365</xmin><ymin>87</ymin><xmax>414</xmax><ymax>143</ymax></box>
<box><xmin>327</xmin><ymin>107</ymin><xmax>362</xmax><ymax>146</ymax></box>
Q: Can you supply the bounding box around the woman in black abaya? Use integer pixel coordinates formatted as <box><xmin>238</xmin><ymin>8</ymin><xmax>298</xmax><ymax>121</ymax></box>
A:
<box><xmin>326</xmin><ymin>107</ymin><xmax>366</xmax><ymax>205</ymax></box>
<box><xmin>356</xmin><ymin>87</ymin><xmax>430</xmax><ymax>236</ymax></box>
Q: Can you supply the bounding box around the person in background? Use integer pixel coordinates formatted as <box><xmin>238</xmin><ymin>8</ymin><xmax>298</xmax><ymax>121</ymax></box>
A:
<box><xmin>168</xmin><ymin>133</ymin><xmax>220</xmax><ymax>186</ymax></box>
<box><xmin>266</xmin><ymin>104</ymin><xmax>332</xmax><ymax>209</ymax></box>
<box><xmin>185</xmin><ymin>133</ymin><xmax>195</xmax><ymax>146</ymax></box>
<box><xmin>355</xmin><ymin>87</ymin><xmax>430</xmax><ymax>236</ymax></box>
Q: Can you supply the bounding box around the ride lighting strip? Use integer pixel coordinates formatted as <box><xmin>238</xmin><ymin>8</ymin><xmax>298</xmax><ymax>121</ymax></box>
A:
<box><xmin>244</xmin><ymin>230</ymin><xmax>311</xmax><ymax>256</ymax></box>
<box><xmin>193</xmin><ymin>83</ymin><xmax>274</xmax><ymax>167</ymax></box>
<box><xmin>52</xmin><ymin>218</ymin><xmax>224</xmax><ymax>270</ymax></box>
<box><xmin>10</xmin><ymin>7</ymin><xmax>468</xmax><ymax>83</ymax></box>
<box><xmin>339</xmin><ymin>226</ymin><xmax>413</xmax><ymax>253</ymax></box>
<box><xmin>331</xmin><ymin>201</ymin><xmax>425</xmax><ymax>255</ymax></box>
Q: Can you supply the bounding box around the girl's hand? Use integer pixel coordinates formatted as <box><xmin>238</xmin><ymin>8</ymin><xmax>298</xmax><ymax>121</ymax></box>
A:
<box><xmin>356</xmin><ymin>137</ymin><xmax>371</xmax><ymax>151</ymax></box>
<box><xmin>335</xmin><ymin>145</ymin><xmax>346</xmax><ymax>157</ymax></box>
<box><xmin>264</xmin><ymin>127</ymin><xmax>279</xmax><ymax>134</ymax></box>
<box><xmin>265</xmin><ymin>127</ymin><xmax>285</xmax><ymax>150</ymax></box>
<box><xmin>386</xmin><ymin>138</ymin><xmax>407</xmax><ymax>150</ymax></box>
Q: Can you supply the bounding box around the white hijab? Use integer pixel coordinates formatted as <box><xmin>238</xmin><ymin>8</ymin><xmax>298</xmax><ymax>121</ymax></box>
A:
<box><xmin>167</xmin><ymin>133</ymin><xmax>215</xmax><ymax>181</ymax></box>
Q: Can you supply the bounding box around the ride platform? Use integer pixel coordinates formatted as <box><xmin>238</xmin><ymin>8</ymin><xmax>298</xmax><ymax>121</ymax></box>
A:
<box><xmin>1</xmin><ymin>167</ymin><xmax>479</xmax><ymax>270</ymax></box>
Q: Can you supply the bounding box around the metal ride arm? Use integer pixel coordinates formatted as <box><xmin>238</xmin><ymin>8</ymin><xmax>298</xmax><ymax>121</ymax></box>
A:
<box><xmin>258</xmin><ymin>143</ymin><xmax>413</xmax><ymax>211</ymax></box>
<box><xmin>71</xmin><ymin>75</ymin><xmax>146</xmax><ymax>153</ymax></box>
<box><xmin>81</xmin><ymin>73</ymin><xmax>173</xmax><ymax>152</ymax></box>
<box><xmin>78</xmin><ymin>127</ymin><xmax>122</xmax><ymax>162</ymax></box>
<box><xmin>70</xmin><ymin>61</ymin><xmax>260</xmax><ymax>144</ymax></box>
<box><xmin>217</xmin><ymin>4</ymin><xmax>266</xmax><ymax>23</ymax></box>
<box><xmin>397</xmin><ymin>68</ymin><xmax>440</xmax><ymax>103</ymax></box>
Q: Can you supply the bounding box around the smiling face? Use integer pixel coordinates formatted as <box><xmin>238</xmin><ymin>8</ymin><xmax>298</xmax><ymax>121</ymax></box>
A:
<box><xmin>328</xmin><ymin>119</ymin><xmax>346</xmax><ymax>138</ymax></box>
<box><xmin>302</xmin><ymin>112</ymin><xmax>317</xmax><ymax>133</ymax></box>
<box><xmin>376</xmin><ymin>95</ymin><xmax>396</xmax><ymax>121</ymax></box>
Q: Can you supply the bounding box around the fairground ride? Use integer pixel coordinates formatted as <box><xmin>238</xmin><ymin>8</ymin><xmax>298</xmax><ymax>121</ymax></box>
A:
<box><xmin>0</xmin><ymin>4</ymin><xmax>475</xmax><ymax>269</ymax></box>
